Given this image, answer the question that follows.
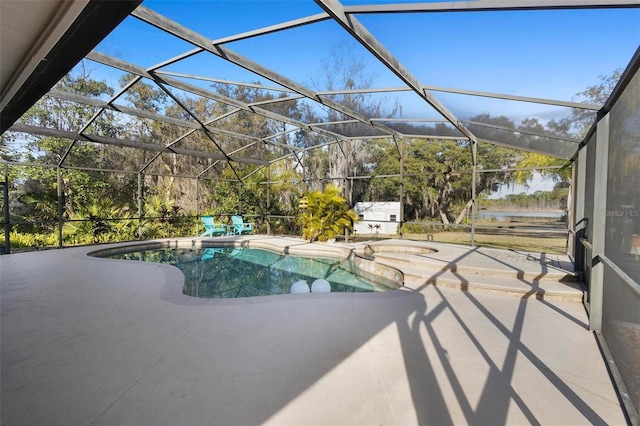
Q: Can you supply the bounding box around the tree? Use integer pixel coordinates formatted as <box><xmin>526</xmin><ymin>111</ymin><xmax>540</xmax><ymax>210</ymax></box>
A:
<box><xmin>515</xmin><ymin>70</ymin><xmax>623</xmax><ymax>184</ymax></box>
<box><xmin>0</xmin><ymin>131</ymin><xmax>17</xmax><ymax>161</ymax></box>
<box><xmin>297</xmin><ymin>184</ymin><xmax>357</xmax><ymax>242</ymax></box>
<box><xmin>14</xmin><ymin>68</ymin><xmax>136</xmax><ymax>230</ymax></box>
<box><xmin>308</xmin><ymin>41</ymin><xmax>397</xmax><ymax>196</ymax></box>
<box><xmin>368</xmin><ymin>135</ymin><xmax>521</xmax><ymax>224</ymax></box>
<box><xmin>567</xmin><ymin>68</ymin><xmax>623</xmax><ymax>136</ymax></box>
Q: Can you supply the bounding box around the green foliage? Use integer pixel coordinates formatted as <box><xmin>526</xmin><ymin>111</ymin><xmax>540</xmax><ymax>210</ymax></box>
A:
<box><xmin>513</xmin><ymin>71</ymin><xmax>622</xmax><ymax>185</ymax></box>
<box><xmin>0</xmin><ymin>131</ymin><xmax>17</xmax><ymax>161</ymax></box>
<box><xmin>9</xmin><ymin>230</ymin><xmax>59</xmax><ymax>249</ymax></box>
<box><xmin>5</xmin><ymin>55</ymin><xmax>623</xmax><ymax>251</ymax></box>
<box><xmin>11</xmin><ymin>69</ymin><xmax>138</xmax><ymax>239</ymax></box>
<box><xmin>142</xmin><ymin>195</ymin><xmax>179</xmax><ymax>238</ymax></box>
<box><xmin>268</xmin><ymin>168</ymin><xmax>303</xmax><ymax>216</ymax></box>
<box><xmin>369</xmin><ymin>137</ymin><xmax>520</xmax><ymax>224</ymax></box>
<box><xmin>515</xmin><ymin>153</ymin><xmax>572</xmax><ymax>184</ymax></box>
<box><xmin>204</xmin><ymin>168</ymin><xmax>266</xmax><ymax>220</ymax></box>
<box><xmin>11</xmin><ymin>192</ymin><xmax>196</xmax><ymax>250</ymax></box>
<box><xmin>568</xmin><ymin>69</ymin><xmax>623</xmax><ymax>136</ymax></box>
<box><xmin>20</xmin><ymin>191</ymin><xmax>59</xmax><ymax>232</ymax></box>
<box><xmin>65</xmin><ymin>197</ymin><xmax>135</xmax><ymax>244</ymax></box>
<box><xmin>297</xmin><ymin>184</ymin><xmax>357</xmax><ymax>242</ymax></box>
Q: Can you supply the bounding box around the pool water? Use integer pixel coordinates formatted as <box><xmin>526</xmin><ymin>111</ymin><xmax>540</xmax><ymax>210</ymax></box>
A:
<box><xmin>105</xmin><ymin>247</ymin><xmax>393</xmax><ymax>298</ymax></box>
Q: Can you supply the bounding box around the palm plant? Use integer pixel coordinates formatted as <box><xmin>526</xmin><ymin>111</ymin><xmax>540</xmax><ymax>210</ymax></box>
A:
<box><xmin>367</xmin><ymin>223</ymin><xmax>381</xmax><ymax>237</ymax></box>
<box><xmin>297</xmin><ymin>184</ymin><xmax>357</xmax><ymax>243</ymax></box>
<box><xmin>64</xmin><ymin>198</ymin><xmax>126</xmax><ymax>243</ymax></box>
<box><xmin>21</xmin><ymin>191</ymin><xmax>59</xmax><ymax>232</ymax></box>
<box><xmin>143</xmin><ymin>195</ymin><xmax>178</xmax><ymax>238</ymax></box>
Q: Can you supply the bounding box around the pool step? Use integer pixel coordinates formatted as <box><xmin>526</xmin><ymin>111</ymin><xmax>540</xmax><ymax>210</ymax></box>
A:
<box><xmin>402</xmin><ymin>268</ymin><xmax>583</xmax><ymax>302</ymax></box>
<box><xmin>371</xmin><ymin>251</ymin><xmax>577</xmax><ymax>282</ymax></box>
<box><xmin>372</xmin><ymin>252</ymin><xmax>583</xmax><ymax>302</ymax></box>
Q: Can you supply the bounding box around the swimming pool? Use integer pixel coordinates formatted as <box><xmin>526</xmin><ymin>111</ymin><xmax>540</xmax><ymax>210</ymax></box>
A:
<box><xmin>97</xmin><ymin>245</ymin><xmax>401</xmax><ymax>299</ymax></box>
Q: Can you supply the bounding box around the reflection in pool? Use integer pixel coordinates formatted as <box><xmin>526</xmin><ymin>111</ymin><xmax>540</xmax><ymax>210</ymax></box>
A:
<box><xmin>103</xmin><ymin>247</ymin><xmax>397</xmax><ymax>298</ymax></box>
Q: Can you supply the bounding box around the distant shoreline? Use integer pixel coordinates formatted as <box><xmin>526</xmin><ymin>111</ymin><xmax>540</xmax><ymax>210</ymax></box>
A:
<box><xmin>480</xmin><ymin>209</ymin><xmax>565</xmax><ymax>213</ymax></box>
<box><xmin>478</xmin><ymin>210</ymin><xmax>565</xmax><ymax>219</ymax></box>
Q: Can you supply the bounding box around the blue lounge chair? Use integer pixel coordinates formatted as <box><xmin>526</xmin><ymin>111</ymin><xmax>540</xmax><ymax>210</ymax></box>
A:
<box><xmin>231</xmin><ymin>215</ymin><xmax>253</xmax><ymax>235</ymax></box>
<box><xmin>201</xmin><ymin>216</ymin><xmax>226</xmax><ymax>237</ymax></box>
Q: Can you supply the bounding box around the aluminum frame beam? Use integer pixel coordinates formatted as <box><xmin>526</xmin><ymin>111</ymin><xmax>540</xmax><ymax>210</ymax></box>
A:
<box><xmin>478</xmin><ymin>137</ymin><xmax>577</xmax><ymax>159</ymax></box>
<box><xmin>49</xmin><ymin>88</ymin><xmax>299</xmax><ymax>169</ymax></box>
<box><xmin>85</xmin><ymin>12</ymin><xmax>582</xmax><ymax>163</ymax></box>
<box><xmin>197</xmin><ymin>142</ymin><xmax>261</xmax><ymax>179</ymax></box>
<box><xmin>588</xmin><ymin>113</ymin><xmax>610</xmax><ymax>332</ymax></box>
<box><xmin>154</xmin><ymin>71</ymin><xmax>297</xmax><ymax>94</ymax></box>
<box><xmin>462</xmin><ymin>120</ymin><xmax>582</xmax><ymax>143</ymax></box>
<box><xmin>423</xmin><ymin>84</ymin><xmax>601</xmax><ymax>110</ymax></box>
<box><xmin>315</xmin><ymin>0</ymin><xmax>478</xmax><ymax>144</ymax></box>
<box><xmin>317</xmin><ymin>86</ymin><xmax>600</xmax><ymax>110</ymax></box>
<box><xmin>148</xmin><ymin>48</ymin><xmax>204</xmax><ymax>72</ymax></box>
<box><xmin>58</xmin><ymin>75</ymin><xmax>145</xmax><ymax>167</ymax></box>
<box><xmin>48</xmin><ymin>89</ymin><xmax>200</xmax><ymax>129</ymax></box>
<box><xmin>86</xmin><ymin>51</ymin><xmax>249</xmax><ymax>111</ymax></box>
<box><xmin>344</xmin><ymin>0</ymin><xmax>640</xmax><ymax>14</ymax></box>
<box><xmin>86</xmin><ymin>51</ymin><xmax>352</xmax><ymax>152</ymax></box>
<box><xmin>87</xmin><ymin>51</ymin><xmax>364</xmax><ymax>165</ymax></box>
<box><xmin>6</xmin><ymin>0</ymin><xmax>631</xmax><ymax>183</ymax></box>
<box><xmin>154</xmin><ymin>72</ymin><xmax>600</xmax><ymax>112</ymax></box>
<box><xmin>371</xmin><ymin>118</ymin><xmax>449</xmax><ymax>123</ymax></box>
<box><xmin>9</xmin><ymin>123</ymin><xmax>269</xmax><ymax>166</ymax></box>
<box><xmin>151</xmin><ymin>77</ymin><xmax>244</xmax><ymax>182</ymax></box>
<box><xmin>210</xmin><ymin>13</ymin><xmax>330</xmax><ymax>45</ymax></box>
<box><xmin>130</xmin><ymin>6</ymin><xmax>404</xmax><ymax>139</ymax></box>
<box><xmin>86</xmin><ymin>53</ymin><xmax>304</xmax><ymax>151</ymax></box>
<box><xmin>0</xmin><ymin>159</ymin><xmax>258</xmax><ymax>181</ymax></box>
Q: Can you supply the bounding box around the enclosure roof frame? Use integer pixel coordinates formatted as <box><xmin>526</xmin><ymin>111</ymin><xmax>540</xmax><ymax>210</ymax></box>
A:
<box><xmin>2</xmin><ymin>0</ymin><xmax>639</xmax><ymax>178</ymax></box>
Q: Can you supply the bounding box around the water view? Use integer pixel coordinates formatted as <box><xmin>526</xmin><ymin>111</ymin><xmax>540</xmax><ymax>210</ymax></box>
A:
<box><xmin>478</xmin><ymin>211</ymin><xmax>566</xmax><ymax>221</ymax></box>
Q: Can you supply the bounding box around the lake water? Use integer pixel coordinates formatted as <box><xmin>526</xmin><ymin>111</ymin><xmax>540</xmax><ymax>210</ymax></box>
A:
<box><xmin>478</xmin><ymin>211</ymin><xmax>565</xmax><ymax>221</ymax></box>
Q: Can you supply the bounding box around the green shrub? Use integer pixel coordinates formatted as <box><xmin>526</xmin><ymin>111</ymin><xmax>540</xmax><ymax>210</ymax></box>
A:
<box><xmin>9</xmin><ymin>230</ymin><xmax>59</xmax><ymax>249</ymax></box>
<box><xmin>402</xmin><ymin>222</ymin><xmax>467</xmax><ymax>234</ymax></box>
<box><xmin>297</xmin><ymin>185</ymin><xmax>357</xmax><ymax>243</ymax></box>
<box><xmin>402</xmin><ymin>223</ymin><xmax>441</xmax><ymax>234</ymax></box>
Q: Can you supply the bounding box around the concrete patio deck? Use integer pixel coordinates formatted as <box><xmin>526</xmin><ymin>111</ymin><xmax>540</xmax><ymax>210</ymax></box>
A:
<box><xmin>1</xmin><ymin>236</ymin><xmax>626</xmax><ymax>425</ymax></box>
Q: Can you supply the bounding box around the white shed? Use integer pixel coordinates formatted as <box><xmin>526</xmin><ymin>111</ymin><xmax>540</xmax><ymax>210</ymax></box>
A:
<box><xmin>353</xmin><ymin>202</ymin><xmax>401</xmax><ymax>236</ymax></box>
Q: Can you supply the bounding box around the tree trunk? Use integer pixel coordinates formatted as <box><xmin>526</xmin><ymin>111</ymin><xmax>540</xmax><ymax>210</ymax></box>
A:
<box><xmin>438</xmin><ymin>209</ymin><xmax>450</xmax><ymax>225</ymax></box>
<box><xmin>454</xmin><ymin>199</ymin><xmax>474</xmax><ymax>224</ymax></box>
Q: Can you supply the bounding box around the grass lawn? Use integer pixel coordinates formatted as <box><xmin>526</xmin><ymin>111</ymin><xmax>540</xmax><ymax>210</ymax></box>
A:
<box><xmin>413</xmin><ymin>232</ymin><xmax>567</xmax><ymax>254</ymax></box>
<box><xmin>353</xmin><ymin>231</ymin><xmax>568</xmax><ymax>255</ymax></box>
<box><xmin>398</xmin><ymin>219</ymin><xmax>568</xmax><ymax>254</ymax></box>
